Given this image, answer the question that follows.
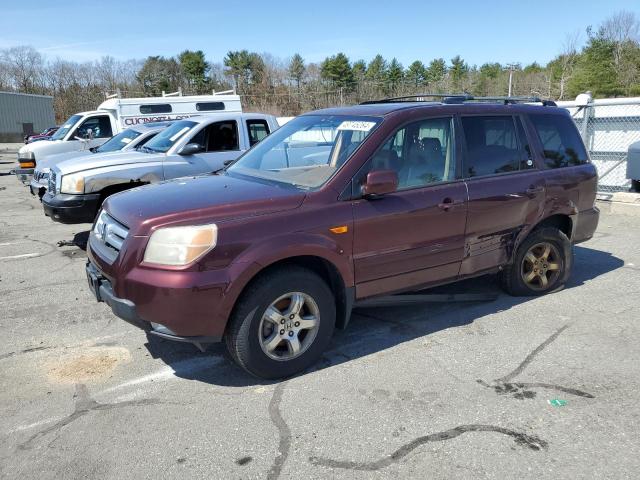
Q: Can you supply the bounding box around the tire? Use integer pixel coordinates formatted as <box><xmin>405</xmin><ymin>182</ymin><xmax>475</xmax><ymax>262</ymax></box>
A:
<box><xmin>632</xmin><ymin>180</ymin><xmax>640</xmax><ymax>193</ymax></box>
<box><xmin>225</xmin><ymin>266</ymin><xmax>336</xmax><ymax>379</ymax></box>
<box><xmin>499</xmin><ymin>227</ymin><xmax>573</xmax><ymax>296</ymax></box>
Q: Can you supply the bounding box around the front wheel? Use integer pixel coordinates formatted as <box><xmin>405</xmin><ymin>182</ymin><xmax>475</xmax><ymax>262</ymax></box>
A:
<box><xmin>225</xmin><ymin>266</ymin><xmax>336</xmax><ymax>379</ymax></box>
<box><xmin>499</xmin><ymin>227</ymin><xmax>572</xmax><ymax>296</ymax></box>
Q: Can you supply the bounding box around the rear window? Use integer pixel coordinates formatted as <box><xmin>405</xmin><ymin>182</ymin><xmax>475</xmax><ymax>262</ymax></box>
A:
<box><xmin>140</xmin><ymin>104</ymin><xmax>172</xmax><ymax>114</ymax></box>
<box><xmin>196</xmin><ymin>102</ymin><xmax>225</xmax><ymax>111</ymax></box>
<box><xmin>530</xmin><ymin>114</ymin><xmax>589</xmax><ymax>168</ymax></box>
<box><xmin>461</xmin><ymin>116</ymin><xmax>530</xmax><ymax>177</ymax></box>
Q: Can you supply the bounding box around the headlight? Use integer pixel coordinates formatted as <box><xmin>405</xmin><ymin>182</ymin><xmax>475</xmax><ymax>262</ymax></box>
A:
<box><xmin>60</xmin><ymin>173</ymin><xmax>85</xmax><ymax>194</ymax></box>
<box><xmin>143</xmin><ymin>224</ymin><xmax>218</xmax><ymax>266</ymax></box>
<box><xmin>18</xmin><ymin>151</ymin><xmax>35</xmax><ymax>161</ymax></box>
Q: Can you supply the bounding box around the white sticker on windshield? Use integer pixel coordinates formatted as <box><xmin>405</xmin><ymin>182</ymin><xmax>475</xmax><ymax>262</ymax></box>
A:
<box><xmin>337</xmin><ymin>121</ymin><xmax>376</xmax><ymax>132</ymax></box>
<box><xmin>121</xmin><ymin>138</ymin><xmax>132</xmax><ymax>144</ymax></box>
<box><xmin>169</xmin><ymin>127</ymin><xmax>190</xmax><ymax>142</ymax></box>
<box><xmin>63</xmin><ymin>124</ymin><xmax>72</xmax><ymax>129</ymax></box>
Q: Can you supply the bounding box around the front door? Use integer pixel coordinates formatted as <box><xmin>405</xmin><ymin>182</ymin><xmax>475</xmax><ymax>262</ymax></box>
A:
<box><xmin>163</xmin><ymin>120</ymin><xmax>243</xmax><ymax>179</ymax></box>
<box><xmin>459</xmin><ymin>114</ymin><xmax>546</xmax><ymax>275</ymax></box>
<box><xmin>69</xmin><ymin>115</ymin><xmax>113</xmax><ymax>150</ymax></box>
<box><xmin>352</xmin><ymin>116</ymin><xmax>468</xmax><ymax>298</ymax></box>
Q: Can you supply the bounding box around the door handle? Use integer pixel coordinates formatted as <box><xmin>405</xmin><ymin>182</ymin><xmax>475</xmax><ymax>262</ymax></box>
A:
<box><xmin>525</xmin><ymin>185</ymin><xmax>545</xmax><ymax>197</ymax></box>
<box><xmin>437</xmin><ymin>197</ymin><xmax>462</xmax><ymax>211</ymax></box>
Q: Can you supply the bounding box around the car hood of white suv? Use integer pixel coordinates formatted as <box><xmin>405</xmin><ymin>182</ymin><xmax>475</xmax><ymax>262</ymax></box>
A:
<box><xmin>19</xmin><ymin>139</ymin><xmax>91</xmax><ymax>160</ymax></box>
<box><xmin>56</xmin><ymin>150</ymin><xmax>162</xmax><ymax>175</ymax></box>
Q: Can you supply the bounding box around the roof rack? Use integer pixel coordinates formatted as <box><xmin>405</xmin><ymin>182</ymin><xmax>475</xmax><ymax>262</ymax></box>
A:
<box><xmin>360</xmin><ymin>93</ymin><xmax>557</xmax><ymax>107</ymax></box>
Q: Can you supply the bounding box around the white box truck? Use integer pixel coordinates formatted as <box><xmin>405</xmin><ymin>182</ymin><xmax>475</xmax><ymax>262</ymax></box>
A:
<box><xmin>15</xmin><ymin>91</ymin><xmax>242</xmax><ymax>184</ymax></box>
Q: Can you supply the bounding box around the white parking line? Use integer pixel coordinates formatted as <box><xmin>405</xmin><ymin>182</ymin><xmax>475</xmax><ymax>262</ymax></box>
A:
<box><xmin>100</xmin><ymin>355</ymin><xmax>226</xmax><ymax>394</ymax></box>
<box><xmin>5</xmin><ymin>356</ymin><xmax>226</xmax><ymax>435</ymax></box>
<box><xmin>0</xmin><ymin>253</ymin><xmax>41</xmax><ymax>260</ymax></box>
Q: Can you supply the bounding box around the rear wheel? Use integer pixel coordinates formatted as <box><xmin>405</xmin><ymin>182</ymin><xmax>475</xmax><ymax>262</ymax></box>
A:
<box><xmin>225</xmin><ymin>266</ymin><xmax>335</xmax><ymax>379</ymax></box>
<box><xmin>631</xmin><ymin>180</ymin><xmax>640</xmax><ymax>193</ymax></box>
<box><xmin>499</xmin><ymin>227</ymin><xmax>572</xmax><ymax>296</ymax></box>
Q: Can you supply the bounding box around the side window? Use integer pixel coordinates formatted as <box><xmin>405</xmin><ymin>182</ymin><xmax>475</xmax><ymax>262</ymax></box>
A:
<box><xmin>205</xmin><ymin>121</ymin><xmax>239</xmax><ymax>152</ymax></box>
<box><xmin>530</xmin><ymin>114</ymin><xmax>589</xmax><ymax>168</ymax></box>
<box><xmin>461</xmin><ymin>116</ymin><xmax>526</xmax><ymax>177</ymax></box>
<box><xmin>140</xmin><ymin>104</ymin><xmax>172</xmax><ymax>114</ymax></box>
<box><xmin>369</xmin><ymin>117</ymin><xmax>455</xmax><ymax>190</ymax></box>
<box><xmin>73</xmin><ymin>116</ymin><xmax>113</xmax><ymax>139</ymax></box>
<box><xmin>246</xmin><ymin>119</ymin><xmax>270</xmax><ymax>147</ymax></box>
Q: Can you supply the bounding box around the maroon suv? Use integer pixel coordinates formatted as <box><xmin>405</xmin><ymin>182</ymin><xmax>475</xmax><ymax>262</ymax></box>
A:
<box><xmin>86</xmin><ymin>95</ymin><xmax>599</xmax><ymax>378</ymax></box>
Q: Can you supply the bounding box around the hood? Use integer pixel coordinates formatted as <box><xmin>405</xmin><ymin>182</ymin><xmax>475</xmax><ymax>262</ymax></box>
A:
<box><xmin>19</xmin><ymin>139</ymin><xmax>91</xmax><ymax>162</ymax></box>
<box><xmin>104</xmin><ymin>173</ymin><xmax>306</xmax><ymax>234</ymax></box>
<box><xmin>34</xmin><ymin>150</ymin><xmax>89</xmax><ymax>171</ymax></box>
<box><xmin>56</xmin><ymin>150</ymin><xmax>159</xmax><ymax>175</ymax></box>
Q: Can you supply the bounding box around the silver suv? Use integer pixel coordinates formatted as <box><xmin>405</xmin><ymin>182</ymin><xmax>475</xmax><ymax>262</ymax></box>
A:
<box><xmin>42</xmin><ymin>113</ymin><xmax>279</xmax><ymax>223</ymax></box>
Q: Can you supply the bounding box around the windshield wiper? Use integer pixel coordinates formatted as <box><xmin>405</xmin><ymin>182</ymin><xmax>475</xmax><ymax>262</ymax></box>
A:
<box><xmin>138</xmin><ymin>145</ymin><xmax>157</xmax><ymax>154</ymax></box>
<box><xmin>212</xmin><ymin>159</ymin><xmax>236</xmax><ymax>175</ymax></box>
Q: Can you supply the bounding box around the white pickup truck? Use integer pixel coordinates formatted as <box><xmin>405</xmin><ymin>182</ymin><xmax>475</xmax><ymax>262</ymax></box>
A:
<box><xmin>42</xmin><ymin>112</ymin><xmax>280</xmax><ymax>223</ymax></box>
<box><xmin>15</xmin><ymin>92</ymin><xmax>242</xmax><ymax>184</ymax></box>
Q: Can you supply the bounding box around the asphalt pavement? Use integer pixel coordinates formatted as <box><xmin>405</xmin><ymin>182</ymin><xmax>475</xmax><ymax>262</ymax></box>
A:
<box><xmin>1</xmin><ymin>145</ymin><xmax>639</xmax><ymax>479</ymax></box>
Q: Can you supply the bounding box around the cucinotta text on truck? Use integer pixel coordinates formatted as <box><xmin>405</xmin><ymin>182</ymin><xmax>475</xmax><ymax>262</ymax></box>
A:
<box><xmin>85</xmin><ymin>94</ymin><xmax>599</xmax><ymax>379</ymax></box>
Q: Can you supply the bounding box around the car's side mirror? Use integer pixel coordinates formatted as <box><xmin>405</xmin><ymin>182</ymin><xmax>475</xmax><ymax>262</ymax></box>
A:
<box><xmin>362</xmin><ymin>169</ymin><xmax>398</xmax><ymax>198</ymax></box>
<box><xmin>180</xmin><ymin>143</ymin><xmax>204</xmax><ymax>155</ymax></box>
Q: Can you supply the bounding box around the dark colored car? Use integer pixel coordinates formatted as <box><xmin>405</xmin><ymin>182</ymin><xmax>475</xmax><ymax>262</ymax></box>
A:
<box><xmin>85</xmin><ymin>95</ymin><xmax>600</xmax><ymax>379</ymax></box>
<box><xmin>25</xmin><ymin>126</ymin><xmax>59</xmax><ymax>144</ymax></box>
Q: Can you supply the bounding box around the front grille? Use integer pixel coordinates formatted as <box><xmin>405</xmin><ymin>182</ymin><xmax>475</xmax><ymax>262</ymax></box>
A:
<box><xmin>48</xmin><ymin>171</ymin><xmax>57</xmax><ymax>194</ymax></box>
<box><xmin>93</xmin><ymin>210</ymin><xmax>129</xmax><ymax>254</ymax></box>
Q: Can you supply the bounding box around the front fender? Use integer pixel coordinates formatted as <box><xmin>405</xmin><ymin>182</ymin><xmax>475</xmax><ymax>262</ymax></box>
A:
<box><xmin>211</xmin><ymin>232</ymin><xmax>354</xmax><ymax>329</ymax></box>
<box><xmin>83</xmin><ymin>162</ymin><xmax>165</xmax><ymax>193</ymax></box>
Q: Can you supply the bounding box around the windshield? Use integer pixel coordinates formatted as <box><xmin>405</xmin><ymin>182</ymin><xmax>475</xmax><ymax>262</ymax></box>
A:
<box><xmin>226</xmin><ymin>115</ymin><xmax>381</xmax><ymax>189</ymax></box>
<box><xmin>51</xmin><ymin>114</ymin><xmax>82</xmax><ymax>141</ymax></box>
<box><xmin>141</xmin><ymin>120</ymin><xmax>197</xmax><ymax>153</ymax></box>
<box><xmin>95</xmin><ymin>129</ymin><xmax>142</xmax><ymax>153</ymax></box>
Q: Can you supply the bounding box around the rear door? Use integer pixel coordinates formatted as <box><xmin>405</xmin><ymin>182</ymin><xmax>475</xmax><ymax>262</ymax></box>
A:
<box><xmin>459</xmin><ymin>114</ymin><xmax>545</xmax><ymax>275</ymax></box>
<box><xmin>352</xmin><ymin>116</ymin><xmax>468</xmax><ymax>298</ymax></box>
<box><xmin>246</xmin><ymin>118</ymin><xmax>271</xmax><ymax>147</ymax></box>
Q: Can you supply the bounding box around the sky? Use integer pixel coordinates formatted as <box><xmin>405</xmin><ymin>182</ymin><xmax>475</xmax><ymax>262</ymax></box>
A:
<box><xmin>0</xmin><ymin>0</ymin><xmax>638</xmax><ymax>67</ymax></box>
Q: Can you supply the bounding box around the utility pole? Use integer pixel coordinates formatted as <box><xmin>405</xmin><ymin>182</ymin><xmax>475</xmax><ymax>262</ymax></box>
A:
<box><xmin>506</xmin><ymin>63</ymin><xmax>518</xmax><ymax>97</ymax></box>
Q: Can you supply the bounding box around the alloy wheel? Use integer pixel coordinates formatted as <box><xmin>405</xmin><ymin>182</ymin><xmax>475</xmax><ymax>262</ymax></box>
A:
<box><xmin>258</xmin><ymin>292</ymin><xmax>320</xmax><ymax>361</ymax></box>
<box><xmin>521</xmin><ymin>242</ymin><xmax>562</xmax><ymax>291</ymax></box>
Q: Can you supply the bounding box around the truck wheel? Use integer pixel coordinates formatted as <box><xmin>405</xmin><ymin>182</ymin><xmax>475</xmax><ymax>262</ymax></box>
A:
<box><xmin>499</xmin><ymin>227</ymin><xmax>572</xmax><ymax>296</ymax></box>
<box><xmin>225</xmin><ymin>266</ymin><xmax>336</xmax><ymax>379</ymax></box>
<box><xmin>632</xmin><ymin>180</ymin><xmax>640</xmax><ymax>193</ymax></box>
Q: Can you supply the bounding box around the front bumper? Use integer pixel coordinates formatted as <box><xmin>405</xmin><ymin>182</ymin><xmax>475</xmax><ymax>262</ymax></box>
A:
<box><xmin>42</xmin><ymin>191</ymin><xmax>101</xmax><ymax>224</ymax></box>
<box><xmin>29</xmin><ymin>179</ymin><xmax>47</xmax><ymax>198</ymax></box>
<box><xmin>15</xmin><ymin>168</ymin><xmax>34</xmax><ymax>185</ymax></box>
<box><xmin>85</xmin><ymin>260</ymin><xmax>223</xmax><ymax>345</ymax></box>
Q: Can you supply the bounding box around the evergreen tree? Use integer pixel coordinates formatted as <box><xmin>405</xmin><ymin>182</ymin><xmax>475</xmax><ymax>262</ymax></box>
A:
<box><xmin>406</xmin><ymin>60</ymin><xmax>426</xmax><ymax>87</ymax></box>
<box><xmin>449</xmin><ymin>55</ymin><xmax>469</xmax><ymax>91</ymax></box>
<box><xmin>288</xmin><ymin>53</ymin><xmax>305</xmax><ymax>89</ymax></box>
<box><xmin>425</xmin><ymin>58</ymin><xmax>447</xmax><ymax>86</ymax></box>
<box><xmin>320</xmin><ymin>53</ymin><xmax>354</xmax><ymax>88</ymax></box>
<box><xmin>365</xmin><ymin>54</ymin><xmax>388</xmax><ymax>84</ymax></box>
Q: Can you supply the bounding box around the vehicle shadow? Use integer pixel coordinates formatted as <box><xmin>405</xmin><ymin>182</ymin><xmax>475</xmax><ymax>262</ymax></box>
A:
<box><xmin>143</xmin><ymin>245</ymin><xmax>624</xmax><ymax>387</ymax></box>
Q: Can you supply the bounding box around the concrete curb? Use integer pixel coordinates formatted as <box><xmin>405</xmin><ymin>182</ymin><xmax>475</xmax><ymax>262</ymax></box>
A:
<box><xmin>597</xmin><ymin>192</ymin><xmax>640</xmax><ymax>216</ymax></box>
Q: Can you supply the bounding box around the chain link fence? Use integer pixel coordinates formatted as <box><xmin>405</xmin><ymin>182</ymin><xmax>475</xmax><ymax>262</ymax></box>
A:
<box><xmin>559</xmin><ymin>96</ymin><xmax>640</xmax><ymax>195</ymax></box>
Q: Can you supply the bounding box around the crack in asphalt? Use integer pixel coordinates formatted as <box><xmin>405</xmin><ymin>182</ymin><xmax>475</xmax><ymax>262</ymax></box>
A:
<box><xmin>266</xmin><ymin>382</ymin><xmax>291</xmax><ymax>480</ymax></box>
<box><xmin>498</xmin><ymin>324</ymin><xmax>569</xmax><ymax>382</ymax></box>
<box><xmin>18</xmin><ymin>384</ymin><xmax>163</xmax><ymax>451</ymax></box>
<box><xmin>309</xmin><ymin>424</ymin><xmax>548</xmax><ymax>471</ymax></box>
<box><xmin>477</xmin><ymin>324</ymin><xmax>595</xmax><ymax>399</ymax></box>
<box><xmin>0</xmin><ymin>345</ymin><xmax>53</xmax><ymax>361</ymax></box>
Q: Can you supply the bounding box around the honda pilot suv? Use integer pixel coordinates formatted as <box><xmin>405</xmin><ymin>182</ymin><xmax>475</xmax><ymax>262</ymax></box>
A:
<box><xmin>86</xmin><ymin>95</ymin><xmax>599</xmax><ymax>379</ymax></box>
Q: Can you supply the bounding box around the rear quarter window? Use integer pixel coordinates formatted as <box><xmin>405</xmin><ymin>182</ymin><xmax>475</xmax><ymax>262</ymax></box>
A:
<box><xmin>530</xmin><ymin>114</ymin><xmax>589</xmax><ymax>168</ymax></box>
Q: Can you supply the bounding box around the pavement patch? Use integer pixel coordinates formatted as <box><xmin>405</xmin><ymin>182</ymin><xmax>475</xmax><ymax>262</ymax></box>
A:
<box><xmin>45</xmin><ymin>347</ymin><xmax>131</xmax><ymax>384</ymax></box>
